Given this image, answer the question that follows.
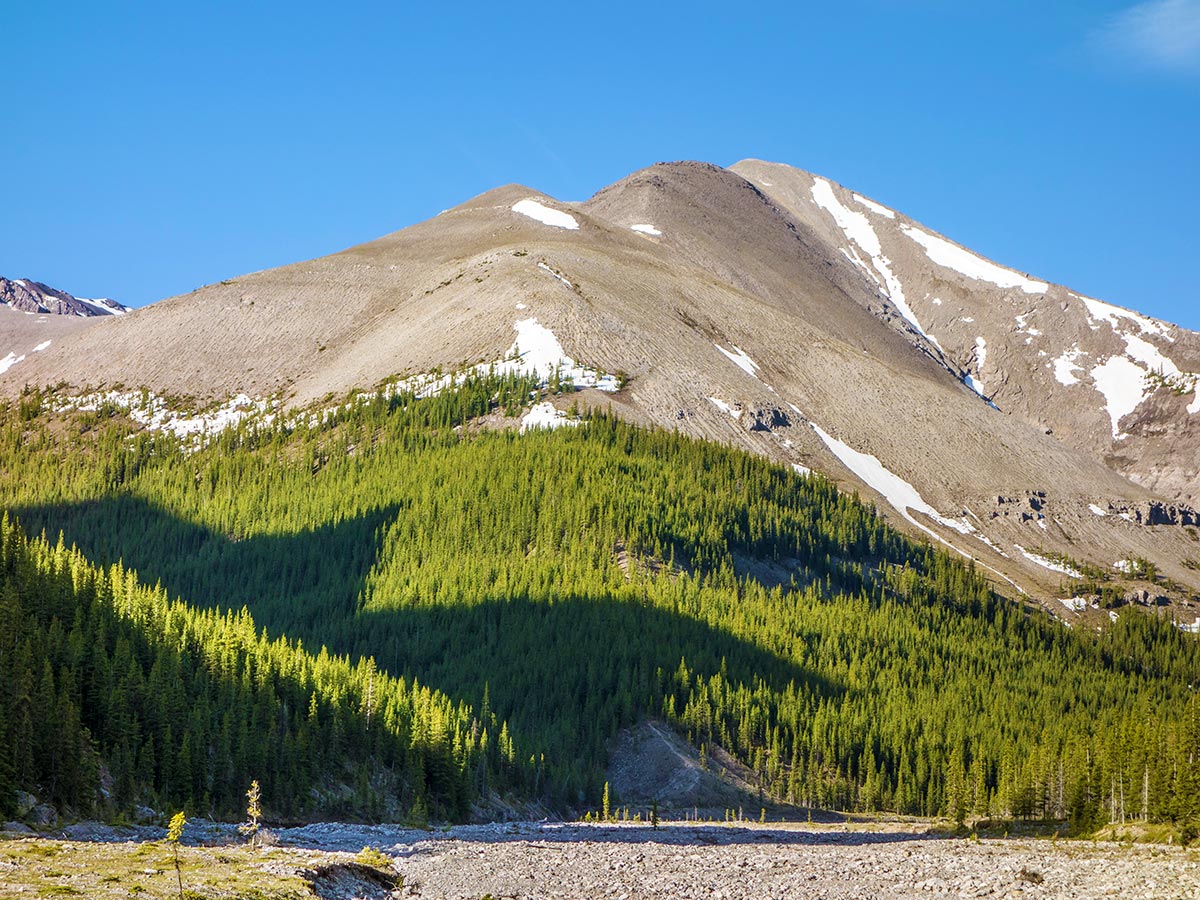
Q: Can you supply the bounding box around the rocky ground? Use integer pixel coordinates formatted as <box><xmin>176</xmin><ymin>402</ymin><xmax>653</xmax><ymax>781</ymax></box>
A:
<box><xmin>3</xmin><ymin>819</ymin><xmax>1197</xmax><ymax>899</ymax></box>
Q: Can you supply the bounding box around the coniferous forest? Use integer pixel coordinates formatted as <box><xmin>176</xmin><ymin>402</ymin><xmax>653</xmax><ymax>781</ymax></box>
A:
<box><xmin>2</xmin><ymin>374</ymin><xmax>1199</xmax><ymax>832</ymax></box>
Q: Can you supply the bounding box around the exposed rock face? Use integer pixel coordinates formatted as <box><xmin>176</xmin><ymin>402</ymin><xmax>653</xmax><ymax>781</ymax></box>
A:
<box><xmin>0</xmin><ymin>276</ymin><xmax>128</xmax><ymax>317</ymax></box>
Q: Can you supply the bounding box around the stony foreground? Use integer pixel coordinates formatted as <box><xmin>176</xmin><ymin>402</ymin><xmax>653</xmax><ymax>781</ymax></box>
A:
<box><xmin>351</xmin><ymin>822</ymin><xmax>1199</xmax><ymax>900</ymax></box>
<box><xmin>2</xmin><ymin>821</ymin><xmax>1198</xmax><ymax>899</ymax></box>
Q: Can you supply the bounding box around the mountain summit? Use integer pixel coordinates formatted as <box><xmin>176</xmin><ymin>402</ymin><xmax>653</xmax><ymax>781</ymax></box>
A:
<box><xmin>0</xmin><ymin>276</ymin><xmax>128</xmax><ymax>317</ymax></box>
<box><xmin>2</xmin><ymin>159</ymin><xmax>1198</xmax><ymax>610</ymax></box>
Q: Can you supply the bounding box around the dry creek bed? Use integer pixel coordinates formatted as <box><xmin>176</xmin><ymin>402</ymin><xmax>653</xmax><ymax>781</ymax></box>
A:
<box><xmin>4</xmin><ymin>820</ymin><xmax>1199</xmax><ymax>899</ymax></box>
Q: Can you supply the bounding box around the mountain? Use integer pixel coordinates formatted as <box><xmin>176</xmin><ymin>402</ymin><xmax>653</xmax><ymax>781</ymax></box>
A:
<box><xmin>1</xmin><ymin>276</ymin><xmax>128</xmax><ymax>318</ymax></box>
<box><xmin>2</xmin><ymin>160</ymin><xmax>1198</xmax><ymax>615</ymax></box>
<box><xmin>1</xmin><ymin>277</ymin><xmax>129</xmax><ymax>378</ymax></box>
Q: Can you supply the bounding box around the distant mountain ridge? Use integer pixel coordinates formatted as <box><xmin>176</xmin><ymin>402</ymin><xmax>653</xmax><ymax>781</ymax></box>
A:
<box><xmin>0</xmin><ymin>276</ymin><xmax>128</xmax><ymax>317</ymax></box>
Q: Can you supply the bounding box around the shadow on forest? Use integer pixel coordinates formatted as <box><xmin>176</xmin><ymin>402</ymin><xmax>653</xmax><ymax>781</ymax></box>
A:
<box><xmin>12</xmin><ymin>494</ymin><xmax>399</xmax><ymax>637</ymax></box>
<box><xmin>13</xmin><ymin>495</ymin><xmax>844</xmax><ymax>795</ymax></box>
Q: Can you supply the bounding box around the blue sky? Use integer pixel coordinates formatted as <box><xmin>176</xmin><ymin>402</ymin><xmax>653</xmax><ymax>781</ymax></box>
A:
<box><xmin>2</xmin><ymin>1</ymin><xmax>1198</xmax><ymax>328</ymax></box>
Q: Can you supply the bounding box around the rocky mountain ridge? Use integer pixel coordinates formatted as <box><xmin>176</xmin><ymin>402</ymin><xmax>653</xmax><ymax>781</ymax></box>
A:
<box><xmin>1</xmin><ymin>276</ymin><xmax>128</xmax><ymax>317</ymax></box>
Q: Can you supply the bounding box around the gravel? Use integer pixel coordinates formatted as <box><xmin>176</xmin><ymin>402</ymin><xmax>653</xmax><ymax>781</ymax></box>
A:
<box><xmin>275</xmin><ymin>821</ymin><xmax>1200</xmax><ymax>900</ymax></box>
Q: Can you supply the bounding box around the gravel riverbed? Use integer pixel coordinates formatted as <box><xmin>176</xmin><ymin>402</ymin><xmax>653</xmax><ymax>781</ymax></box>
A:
<box><xmin>283</xmin><ymin>821</ymin><xmax>1199</xmax><ymax>900</ymax></box>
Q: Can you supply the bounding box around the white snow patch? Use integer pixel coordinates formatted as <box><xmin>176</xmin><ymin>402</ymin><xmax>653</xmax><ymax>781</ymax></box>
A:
<box><xmin>1015</xmin><ymin>545</ymin><xmax>1082</xmax><ymax>578</ymax></box>
<box><xmin>1122</xmin><ymin>332</ymin><xmax>1181</xmax><ymax>377</ymax></box>
<box><xmin>1189</xmin><ymin>389</ymin><xmax>1200</xmax><ymax>415</ymax></box>
<box><xmin>53</xmin><ymin>391</ymin><xmax>273</xmax><ymax>444</ymax></box>
<box><xmin>1076</xmin><ymin>294</ymin><xmax>1170</xmax><ymax>339</ymax></box>
<box><xmin>708</xmin><ymin>397</ymin><xmax>742</xmax><ymax>419</ymax></box>
<box><xmin>1114</xmin><ymin>559</ymin><xmax>1135</xmax><ymax>574</ymax></box>
<box><xmin>630</xmin><ymin>223</ymin><xmax>662</xmax><ymax>236</ymax></box>
<box><xmin>811</xmin><ymin>178</ymin><xmax>930</xmax><ymax>342</ymax></box>
<box><xmin>1109</xmin><ymin>610</ymin><xmax>1119</xmax><ymax>623</ymax></box>
<box><xmin>1091</xmin><ymin>354</ymin><xmax>1149</xmax><ymax>438</ymax></box>
<box><xmin>537</xmin><ymin>262</ymin><xmax>573</xmax><ymax>288</ymax></box>
<box><xmin>810</xmin><ymin>423</ymin><xmax>975</xmax><ymax>536</ymax></box>
<box><xmin>1060</xmin><ymin>597</ymin><xmax>1088</xmax><ymax>612</ymax></box>
<box><xmin>900</xmin><ymin>224</ymin><xmax>1048</xmax><ymax>294</ymax></box>
<box><xmin>1179</xmin><ymin>618</ymin><xmax>1200</xmax><ymax>635</ymax></box>
<box><xmin>400</xmin><ymin>318</ymin><xmax>619</xmax><ymax>398</ymax></box>
<box><xmin>78</xmin><ymin>297</ymin><xmax>127</xmax><ymax>316</ymax></box>
<box><xmin>0</xmin><ymin>352</ymin><xmax>26</xmax><ymax>374</ymax></box>
<box><xmin>32</xmin><ymin>340</ymin><xmax>52</xmax><ymax>352</ymax></box>
<box><xmin>974</xmin><ymin>336</ymin><xmax>988</xmax><ymax>374</ymax></box>
<box><xmin>713</xmin><ymin>343</ymin><xmax>760</xmax><ymax>378</ymax></box>
<box><xmin>512</xmin><ymin>199</ymin><xmax>579</xmax><ymax>230</ymax></box>
<box><xmin>515</xmin><ymin>302</ymin><xmax>527</xmax><ymax>310</ymax></box>
<box><xmin>792</xmin><ymin>463</ymin><xmax>811</xmax><ymax>476</ymax></box>
<box><xmin>14</xmin><ymin>279</ymin><xmax>26</xmax><ymax>286</ymax></box>
<box><xmin>961</xmin><ymin>317</ymin><xmax>975</xmax><ymax>323</ymax></box>
<box><xmin>932</xmin><ymin>297</ymin><xmax>943</xmax><ymax>305</ymax></box>
<box><xmin>520</xmin><ymin>401</ymin><xmax>578</xmax><ymax>434</ymax></box>
<box><xmin>1052</xmin><ymin>348</ymin><xmax>1085</xmax><ymax>386</ymax></box>
<box><xmin>501</xmin><ymin>319</ymin><xmax>618</xmax><ymax>391</ymax></box>
<box><xmin>852</xmin><ymin>194</ymin><xmax>895</xmax><ymax>218</ymax></box>
<box><xmin>1089</xmin><ymin>504</ymin><xmax>1108</xmax><ymax>517</ymax></box>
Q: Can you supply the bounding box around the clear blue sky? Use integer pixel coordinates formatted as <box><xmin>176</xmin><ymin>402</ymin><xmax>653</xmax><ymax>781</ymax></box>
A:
<box><xmin>3</xmin><ymin>1</ymin><xmax>1197</xmax><ymax>328</ymax></box>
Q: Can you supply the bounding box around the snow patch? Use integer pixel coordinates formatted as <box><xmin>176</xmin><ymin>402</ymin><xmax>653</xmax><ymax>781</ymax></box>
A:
<box><xmin>32</xmin><ymin>340</ymin><xmax>51</xmax><ymax>352</ymax></box>
<box><xmin>1077</xmin><ymin>294</ymin><xmax>1170</xmax><ymax>339</ymax></box>
<box><xmin>713</xmin><ymin>343</ymin><xmax>760</xmax><ymax>379</ymax></box>
<box><xmin>1189</xmin><ymin>389</ymin><xmax>1200</xmax><ymax>415</ymax></box>
<box><xmin>0</xmin><ymin>352</ymin><xmax>26</xmax><ymax>374</ymax></box>
<box><xmin>852</xmin><ymin>194</ymin><xmax>895</xmax><ymax>218</ymax></box>
<box><xmin>512</xmin><ymin>199</ymin><xmax>579</xmax><ymax>231</ymax></box>
<box><xmin>1053</xmin><ymin>348</ymin><xmax>1085</xmax><ymax>386</ymax></box>
<box><xmin>630</xmin><ymin>223</ymin><xmax>662</xmax><ymax>236</ymax></box>
<box><xmin>1091</xmin><ymin>355</ymin><xmax>1149</xmax><ymax>438</ymax></box>
<box><xmin>1114</xmin><ymin>559</ymin><xmax>1134</xmax><ymax>574</ymax></box>
<box><xmin>1060</xmin><ymin>597</ymin><xmax>1088</xmax><ymax>612</ymax></box>
<box><xmin>401</xmin><ymin>318</ymin><xmax>620</xmax><ymax>398</ymax></box>
<box><xmin>78</xmin><ymin>297</ymin><xmax>127</xmax><ymax>316</ymax></box>
<box><xmin>1179</xmin><ymin>618</ymin><xmax>1200</xmax><ymax>635</ymax></box>
<box><xmin>708</xmin><ymin>397</ymin><xmax>742</xmax><ymax>419</ymax></box>
<box><xmin>54</xmin><ymin>391</ymin><xmax>273</xmax><ymax>443</ymax></box>
<box><xmin>1015</xmin><ymin>545</ymin><xmax>1082</xmax><ymax>578</ymax></box>
<box><xmin>1089</xmin><ymin>504</ymin><xmax>1108</xmax><ymax>517</ymax></box>
<box><xmin>537</xmin><ymin>262</ymin><xmax>573</xmax><ymax>288</ymax></box>
<box><xmin>1122</xmin><ymin>332</ymin><xmax>1181</xmax><ymax>377</ymax></box>
<box><xmin>811</xmin><ymin>178</ymin><xmax>930</xmax><ymax>343</ymax></box>
<box><xmin>974</xmin><ymin>337</ymin><xmax>988</xmax><ymax>375</ymax></box>
<box><xmin>520</xmin><ymin>401</ymin><xmax>578</xmax><ymax>434</ymax></box>
<box><xmin>791</xmin><ymin>463</ymin><xmax>811</xmax><ymax>476</ymax></box>
<box><xmin>900</xmin><ymin>224</ymin><xmax>1048</xmax><ymax>294</ymax></box>
<box><xmin>810</xmin><ymin>423</ymin><xmax>974</xmax><ymax>536</ymax></box>
<box><xmin>502</xmin><ymin>319</ymin><xmax>618</xmax><ymax>391</ymax></box>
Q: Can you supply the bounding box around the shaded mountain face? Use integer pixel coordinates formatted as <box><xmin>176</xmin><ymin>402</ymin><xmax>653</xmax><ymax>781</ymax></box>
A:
<box><xmin>2</xmin><ymin>160</ymin><xmax>1198</xmax><ymax>609</ymax></box>
<box><xmin>1</xmin><ymin>276</ymin><xmax>128</xmax><ymax>317</ymax></box>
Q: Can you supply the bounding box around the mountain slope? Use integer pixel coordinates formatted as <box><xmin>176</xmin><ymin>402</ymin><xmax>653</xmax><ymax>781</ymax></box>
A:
<box><xmin>731</xmin><ymin>159</ymin><xmax>1200</xmax><ymax>505</ymax></box>
<box><xmin>5</xmin><ymin>379</ymin><xmax>1200</xmax><ymax>827</ymax></box>
<box><xmin>2</xmin><ymin>161</ymin><xmax>1198</xmax><ymax>608</ymax></box>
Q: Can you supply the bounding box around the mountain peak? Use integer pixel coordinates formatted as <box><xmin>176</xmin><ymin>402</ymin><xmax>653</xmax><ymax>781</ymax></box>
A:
<box><xmin>0</xmin><ymin>276</ymin><xmax>128</xmax><ymax>317</ymax></box>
